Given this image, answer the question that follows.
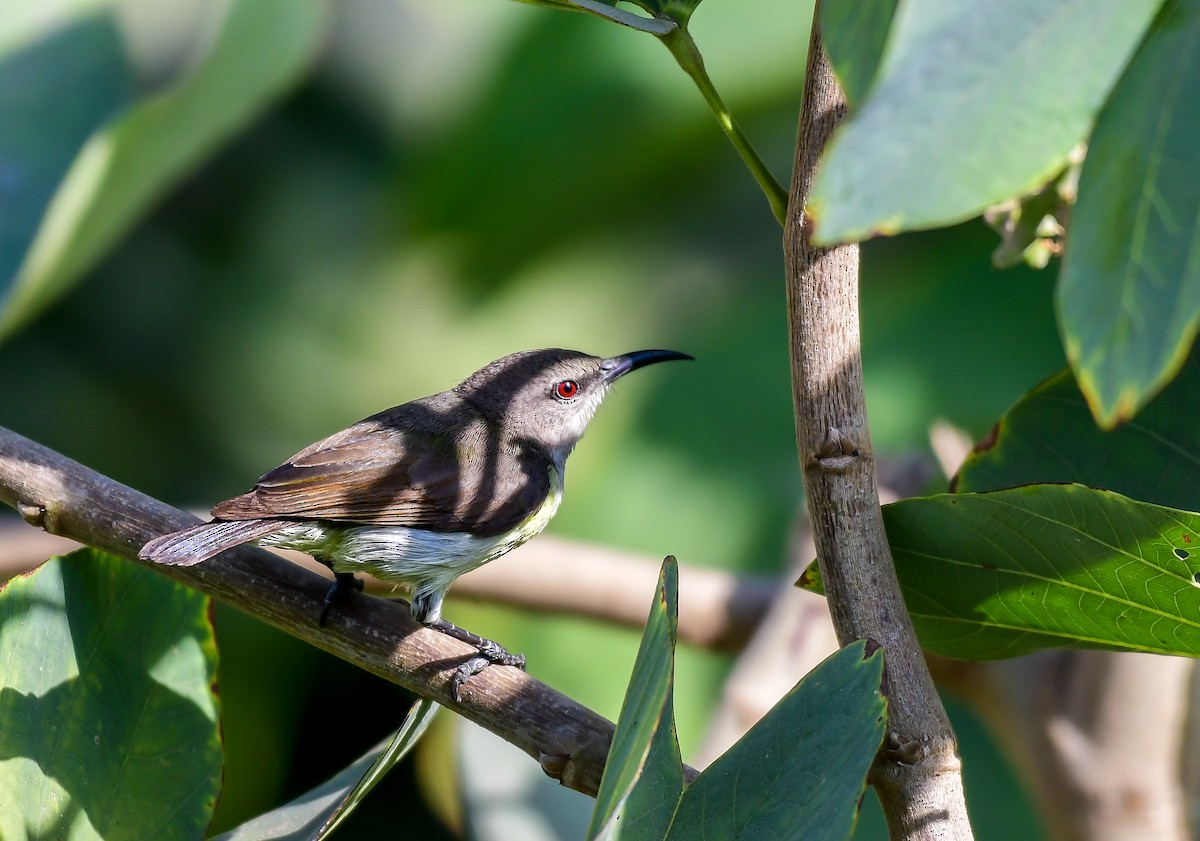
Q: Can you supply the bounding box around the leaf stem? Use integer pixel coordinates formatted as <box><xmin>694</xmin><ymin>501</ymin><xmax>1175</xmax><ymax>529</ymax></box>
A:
<box><xmin>660</xmin><ymin>25</ymin><xmax>789</xmax><ymax>226</ymax></box>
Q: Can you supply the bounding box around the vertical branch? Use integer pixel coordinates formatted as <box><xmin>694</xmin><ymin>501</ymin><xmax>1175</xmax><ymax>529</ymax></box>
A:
<box><xmin>783</xmin><ymin>6</ymin><xmax>975</xmax><ymax>839</ymax></box>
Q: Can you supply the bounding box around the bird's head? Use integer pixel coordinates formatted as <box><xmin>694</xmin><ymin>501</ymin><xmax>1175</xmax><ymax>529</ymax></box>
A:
<box><xmin>454</xmin><ymin>348</ymin><xmax>692</xmax><ymax>462</ymax></box>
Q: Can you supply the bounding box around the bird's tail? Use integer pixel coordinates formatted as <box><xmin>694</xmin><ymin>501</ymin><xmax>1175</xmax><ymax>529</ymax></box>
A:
<box><xmin>140</xmin><ymin>519</ymin><xmax>283</xmax><ymax>567</ymax></box>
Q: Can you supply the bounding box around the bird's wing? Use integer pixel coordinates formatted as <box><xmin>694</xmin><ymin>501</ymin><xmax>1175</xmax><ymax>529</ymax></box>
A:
<box><xmin>212</xmin><ymin>413</ymin><xmax>550</xmax><ymax>537</ymax></box>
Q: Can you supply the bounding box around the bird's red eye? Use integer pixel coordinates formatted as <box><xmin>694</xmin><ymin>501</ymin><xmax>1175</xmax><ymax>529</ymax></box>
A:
<box><xmin>554</xmin><ymin>380</ymin><xmax>579</xmax><ymax>400</ymax></box>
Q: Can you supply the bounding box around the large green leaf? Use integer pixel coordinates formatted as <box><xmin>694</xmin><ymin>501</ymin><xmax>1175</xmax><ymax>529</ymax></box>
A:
<box><xmin>0</xmin><ymin>0</ymin><xmax>327</xmax><ymax>340</ymax></box>
<box><xmin>871</xmin><ymin>484</ymin><xmax>1200</xmax><ymax>660</ymax></box>
<box><xmin>588</xmin><ymin>556</ymin><xmax>684</xmax><ymax>841</ymax></box>
<box><xmin>592</xmin><ymin>563</ymin><xmax>885</xmax><ymax>841</ymax></box>
<box><xmin>0</xmin><ymin>11</ymin><xmax>133</xmax><ymax>308</ymax></box>
<box><xmin>956</xmin><ymin>353</ymin><xmax>1200</xmax><ymax>509</ymax></box>
<box><xmin>808</xmin><ymin>0</ymin><xmax>1161</xmax><ymax>244</ymax></box>
<box><xmin>0</xmin><ymin>549</ymin><xmax>221</xmax><ymax>840</ymax></box>
<box><xmin>663</xmin><ymin>641</ymin><xmax>885</xmax><ymax>841</ymax></box>
<box><xmin>1057</xmin><ymin>0</ymin><xmax>1200</xmax><ymax>429</ymax></box>
<box><xmin>213</xmin><ymin>698</ymin><xmax>439</xmax><ymax>841</ymax></box>
<box><xmin>821</xmin><ymin>0</ymin><xmax>898</xmax><ymax>106</ymax></box>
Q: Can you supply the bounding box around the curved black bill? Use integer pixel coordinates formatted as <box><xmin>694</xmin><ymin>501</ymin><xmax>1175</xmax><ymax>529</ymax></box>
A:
<box><xmin>600</xmin><ymin>349</ymin><xmax>693</xmax><ymax>383</ymax></box>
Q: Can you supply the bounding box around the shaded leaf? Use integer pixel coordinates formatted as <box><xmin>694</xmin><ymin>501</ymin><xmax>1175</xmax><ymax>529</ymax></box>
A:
<box><xmin>588</xmin><ymin>556</ymin><xmax>684</xmax><ymax>841</ymax></box>
<box><xmin>809</xmin><ymin>0</ymin><xmax>1161</xmax><ymax>244</ymax></box>
<box><xmin>663</xmin><ymin>641</ymin><xmax>886</xmax><ymax>841</ymax></box>
<box><xmin>569</xmin><ymin>1</ymin><xmax>676</xmax><ymax>35</ymax></box>
<box><xmin>212</xmin><ymin>699</ymin><xmax>439</xmax><ymax>841</ymax></box>
<box><xmin>1058</xmin><ymin>0</ymin><xmax>1200</xmax><ymax>428</ymax></box>
<box><xmin>822</xmin><ymin>0</ymin><xmax>898</xmax><ymax>106</ymax></box>
<box><xmin>877</xmin><ymin>484</ymin><xmax>1200</xmax><ymax>659</ymax></box>
<box><xmin>0</xmin><ymin>0</ymin><xmax>327</xmax><ymax>339</ymax></box>
<box><xmin>956</xmin><ymin>352</ymin><xmax>1200</xmax><ymax>510</ymax></box>
<box><xmin>0</xmin><ymin>549</ymin><xmax>221</xmax><ymax>841</ymax></box>
<box><xmin>0</xmin><ymin>11</ymin><xmax>133</xmax><ymax>315</ymax></box>
<box><xmin>625</xmin><ymin>0</ymin><xmax>701</xmax><ymax>27</ymax></box>
<box><xmin>984</xmin><ymin>161</ymin><xmax>1076</xmax><ymax>269</ymax></box>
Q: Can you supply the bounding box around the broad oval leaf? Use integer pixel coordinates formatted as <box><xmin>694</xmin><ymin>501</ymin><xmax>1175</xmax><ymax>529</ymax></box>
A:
<box><xmin>808</xmin><ymin>0</ymin><xmax>1161</xmax><ymax>244</ymax></box>
<box><xmin>0</xmin><ymin>549</ymin><xmax>221</xmax><ymax>841</ymax></box>
<box><xmin>1057</xmin><ymin>0</ymin><xmax>1200</xmax><ymax>428</ymax></box>
<box><xmin>956</xmin><ymin>353</ymin><xmax>1200</xmax><ymax>510</ymax></box>
<box><xmin>588</xmin><ymin>556</ymin><xmax>685</xmax><ymax>841</ymax></box>
<box><xmin>881</xmin><ymin>484</ymin><xmax>1200</xmax><ymax>660</ymax></box>
<box><xmin>0</xmin><ymin>0</ymin><xmax>327</xmax><ymax>340</ymax></box>
<box><xmin>663</xmin><ymin>641</ymin><xmax>885</xmax><ymax>841</ymax></box>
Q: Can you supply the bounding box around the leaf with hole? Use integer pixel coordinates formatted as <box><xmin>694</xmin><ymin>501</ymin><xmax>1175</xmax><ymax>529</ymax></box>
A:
<box><xmin>807</xmin><ymin>484</ymin><xmax>1200</xmax><ymax>660</ymax></box>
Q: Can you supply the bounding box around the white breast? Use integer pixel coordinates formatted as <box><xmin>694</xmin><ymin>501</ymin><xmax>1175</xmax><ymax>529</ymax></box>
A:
<box><xmin>257</xmin><ymin>465</ymin><xmax>564</xmax><ymax>623</ymax></box>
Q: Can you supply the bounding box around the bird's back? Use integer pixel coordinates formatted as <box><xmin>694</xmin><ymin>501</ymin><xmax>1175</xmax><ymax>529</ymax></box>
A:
<box><xmin>212</xmin><ymin>391</ymin><xmax>553</xmax><ymax>538</ymax></box>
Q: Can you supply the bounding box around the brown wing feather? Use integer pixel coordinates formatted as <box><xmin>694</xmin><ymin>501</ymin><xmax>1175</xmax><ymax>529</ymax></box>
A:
<box><xmin>212</xmin><ymin>394</ymin><xmax>551</xmax><ymax>537</ymax></box>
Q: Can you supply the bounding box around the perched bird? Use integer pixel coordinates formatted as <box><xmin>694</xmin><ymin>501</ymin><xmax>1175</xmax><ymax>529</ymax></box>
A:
<box><xmin>141</xmin><ymin>348</ymin><xmax>691</xmax><ymax>698</ymax></box>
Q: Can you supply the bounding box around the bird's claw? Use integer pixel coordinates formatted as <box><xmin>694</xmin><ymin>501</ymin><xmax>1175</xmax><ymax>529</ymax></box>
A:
<box><xmin>449</xmin><ymin>642</ymin><xmax>526</xmax><ymax>702</ymax></box>
<box><xmin>318</xmin><ymin>573</ymin><xmax>363</xmax><ymax>626</ymax></box>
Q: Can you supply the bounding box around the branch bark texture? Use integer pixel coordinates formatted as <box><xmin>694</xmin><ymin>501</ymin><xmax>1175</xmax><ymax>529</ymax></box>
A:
<box><xmin>784</xmin><ymin>8</ymin><xmax>974</xmax><ymax>838</ymax></box>
<box><xmin>0</xmin><ymin>425</ymin><xmax>624</xmax><ymax>797</ymax></box>
<box><xmin>0</xmin><ymin>525</ymin><xmax>773</xmax><ymax>654</ymax></box>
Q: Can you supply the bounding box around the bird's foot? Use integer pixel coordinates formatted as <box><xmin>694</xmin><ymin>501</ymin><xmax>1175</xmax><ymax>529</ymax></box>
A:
<box><xmin>427</xmin><ymin>617</ymin><xmax>525</xmax><ymax>702</ymax></box>
<box><xmin>318</xmin><ymin>572</ymin><xmax>363</xmax><ymax>626</ymax></box>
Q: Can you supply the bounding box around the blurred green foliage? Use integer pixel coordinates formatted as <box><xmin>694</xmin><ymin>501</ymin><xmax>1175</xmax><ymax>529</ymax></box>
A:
<box><xmin>0</xmin><ymin>0</ymin><xmax>1065</xmax><ymax>837</ymax></box>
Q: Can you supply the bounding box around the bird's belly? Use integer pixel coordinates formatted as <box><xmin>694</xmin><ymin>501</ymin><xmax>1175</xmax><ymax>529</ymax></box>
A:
<box><xmin>260</xmin><ymin>523</ymin><xmax>504</xmax><ymax>589</ymax></box>
<box><xmin>258</xmin><ymin>481</ymin><xmax>563</xmax><ymax>593</ymax></box>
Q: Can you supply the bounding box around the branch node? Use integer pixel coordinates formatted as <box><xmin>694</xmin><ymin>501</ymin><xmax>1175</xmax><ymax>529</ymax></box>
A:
<box><xmin>17</xmin><ymin>501</ymin><xmax>47</xmax><ymax>529</ymax></box>
<box><xmin>811</xmin><ymin>426</ymin><xmax>861</xmax><ymax>472</ymax></box>
<box><xmin>538</xmin><ymin>749</ymin><xmax>570</xmax><ymax>780</ymax></box>
<box><xmin>886</xmin><ymin>731</ymin><xmax>934</xmax><ymax>766</ymax></box>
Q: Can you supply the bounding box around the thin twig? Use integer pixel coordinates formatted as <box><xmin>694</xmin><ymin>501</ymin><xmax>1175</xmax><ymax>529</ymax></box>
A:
<box><xmin>660</xmin><ymin>25</ymin><xmax>790</xmax><ymax>225</ymax></box>
<box><xmin>0</xmin><ymin>424</ymin><xmax>679</xmax><ymax>798</ymax></box>
<box><xmin>784</xmin><ymin>6</ymin><xmax>974</xmax><ymax>838</ymax></box>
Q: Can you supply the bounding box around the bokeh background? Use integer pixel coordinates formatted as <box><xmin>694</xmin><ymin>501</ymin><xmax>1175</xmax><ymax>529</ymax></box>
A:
<box><xmin>0</xmin><ymin>1</ymin><xmax>1067</xmax><ymax>837</ymax></box>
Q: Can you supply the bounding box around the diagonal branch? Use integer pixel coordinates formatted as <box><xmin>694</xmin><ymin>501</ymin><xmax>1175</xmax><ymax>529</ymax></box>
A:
<box><xmin>0</xmin><ymin>424</ymin><xmax>632</xmax><ymax>798</ymax></box>
<box><xmin>0</xmin><ymin>523</ymin><xmax>775</xmax><ymax>653</ymax></box>
<box><xmin>783</xmin><ymin>6</ymin><xmax>975</xmax><ymax>838</ymax></box>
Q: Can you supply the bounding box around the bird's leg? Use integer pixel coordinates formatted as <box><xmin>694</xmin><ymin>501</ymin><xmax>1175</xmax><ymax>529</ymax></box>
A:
<box><xmin>426</xmin><ymin>617</ymin><xmax>526</xmax><ymax>702</ymax></box>
<box><xmin>318</xmin><ymin>571</ymin><xmax>363</xmax><ymax>626</ymax></box>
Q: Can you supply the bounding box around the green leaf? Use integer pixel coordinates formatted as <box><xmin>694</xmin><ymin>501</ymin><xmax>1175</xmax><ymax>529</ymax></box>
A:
<box><xmin>822</xmin><ymin>0</ymin><xmax>898</xmax><ymax>106</ymax></box>
<box><xmin>0</xmin><ymin>11</ymin><xmax>133</xmax><ymax>313</ymax></box>
<box><xmin>880</xmin><ymin>484</ymin><xmax>1200</xmax><ymax>659</ymax></box>
<box><xmin>956</xmin><ymin>353</ymin><xmax>1200</xmax><ymax>510</ymax></box>
<box><xmin>1057</xmin><ymin>0</ymin><xmax>1200</xmax><ymax>428</ymax></box>
<box><xmin>808</xmin><ymin>0</ymin><xmax>1161</xmax><ymax>244</ymax></box>
<box><xmin>212</xmin><ymin>698</ymin><xmax>440</xmax><ymax>841</ymax></box>
<box><xmin>591</xmin><ymin>562</ymin><xmax>885</xmax><ymax>840</ymax></box>
<box><xmin>588</xmin><ymin>556</ymin><xmax>685</xmax><ymax>841</ymax></box>
<box><xmin>568</xmin><ymin>1</ymin><xmax>676</xmax><ymax>35</ymax></box>
<box><xmin>0</xmin><ymin>549</ymin><xmax>221</xmax><ymax>841</ymax></box>
<box><xmin>625</xmin><ymin>0</ymin><xmax>700</xmax><ymax>28</ymax></box>
<box><xmin>663</xmin><ymin>641</ymin><xmax>886</xmax><ymax>841</ymax></box>
<box><xmin>0</xmin><ymin>0</ymin><xmax>327</xmax><ymax>340</ymax></box>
